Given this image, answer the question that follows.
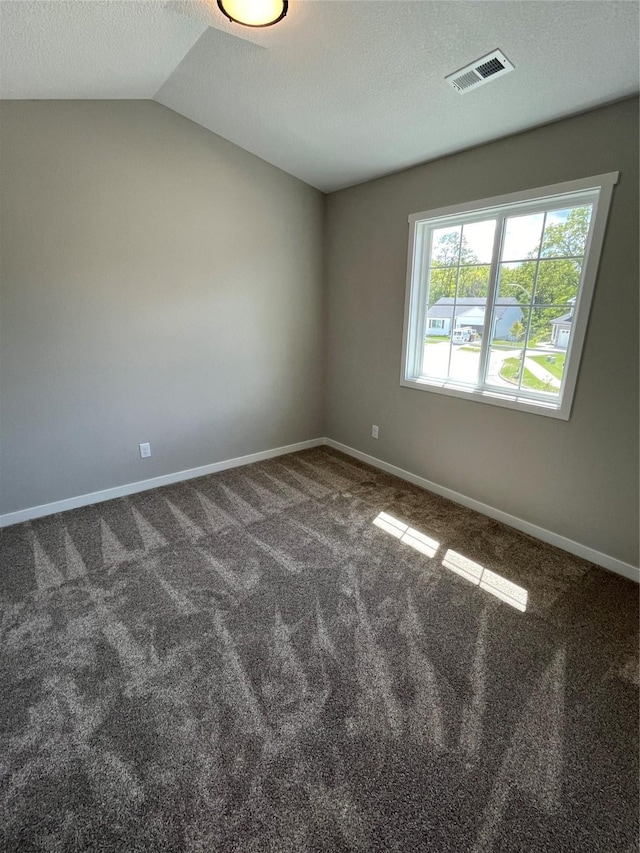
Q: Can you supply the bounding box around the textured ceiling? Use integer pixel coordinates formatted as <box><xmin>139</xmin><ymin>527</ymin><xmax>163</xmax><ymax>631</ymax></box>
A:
<box><xmin>1</xmin><ymin>1</ymin><xmax>638</xmax><ymax>191</ymax></box>
<box><xmin>0</xmin><ymin>1</ymin><xmax>207</xmax><ymax>98</ymax></box>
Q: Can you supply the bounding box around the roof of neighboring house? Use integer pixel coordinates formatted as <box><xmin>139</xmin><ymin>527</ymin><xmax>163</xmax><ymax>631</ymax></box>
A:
<box><xmin>550</xmin><ymin>312</ymin><xmax>573</xmax><ymax>325</ymax></box>
<box><xmin>551</xmin><ymin>296</ymin><xmax>576</xmax><ymax>325</ymax></box>
<box><xmin>427</xmin><ymin>297</ymin><xmax>521</xmax><ymax>320</ymax></box>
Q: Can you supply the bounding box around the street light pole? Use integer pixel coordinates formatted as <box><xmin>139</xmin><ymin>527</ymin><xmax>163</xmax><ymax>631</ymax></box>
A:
<box><xmin>506</xmin><ymin>282</ymin><xmax>532</xmax><ymax>302</ymax></box>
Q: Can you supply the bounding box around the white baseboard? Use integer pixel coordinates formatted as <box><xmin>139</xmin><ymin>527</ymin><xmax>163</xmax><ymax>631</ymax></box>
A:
<box><xmin>0</xmin><ymin>438</ymin><xmax>325</xmax><ymax>528</ymax></box>
<box><xmin>325</xmin><ymin>438</ymin><xmax>640</xmax><ymax>584</ymax></box>
<box><xmin>3</xmin><ymin>434</ymin><xmax>637</xmax><ymax>584</ymax></box>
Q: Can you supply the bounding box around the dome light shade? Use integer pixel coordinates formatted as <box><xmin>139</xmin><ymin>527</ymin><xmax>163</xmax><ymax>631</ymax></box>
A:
<box><xmin>217</xmin><ymin>0</ymin><xmax>288</xmax><ymax>28</ymax></box>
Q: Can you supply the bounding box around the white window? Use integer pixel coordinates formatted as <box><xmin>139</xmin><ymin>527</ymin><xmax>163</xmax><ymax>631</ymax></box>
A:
<box><xmin>401</xmin><ymin>173</ymin><xmax>618</xmax><ymax>419</ymax></box>
<box><xmin>428</xmin><ymin>318</ymin><xmax>445</xmax><ymax>329</ymax></box>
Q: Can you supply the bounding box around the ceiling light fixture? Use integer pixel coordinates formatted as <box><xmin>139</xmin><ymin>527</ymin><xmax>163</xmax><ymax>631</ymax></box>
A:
<box><xmin>217</xmin><ymin>0</ymin><xmax>288</xmax><ymax>28</ymax></box>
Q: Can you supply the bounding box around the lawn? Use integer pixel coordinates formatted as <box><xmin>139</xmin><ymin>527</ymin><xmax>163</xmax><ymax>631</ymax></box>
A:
<box><xmin>530</xmin><ymin>353</ymin><xmax>566</xmax><ymax>381</ymax></box>
<box><xmin>424</xmin><ymin>335</ymin><xmax>450</xmax><ymax>344</ymax></box>
<box><xmin>500</xmin><ymin>357</ymin><xmax>554</xmax><ymax>392</ymax></box>
<box><xmin>490</xmin><ymin>340</ymin><xmax>523</xmax><ymax>351</ymax></box>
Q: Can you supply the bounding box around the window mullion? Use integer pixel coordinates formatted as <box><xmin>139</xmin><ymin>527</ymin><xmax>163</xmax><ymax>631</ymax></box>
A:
<box><xmin>478</xmin><ymin>213</ymin><xmax>507</xmax><ymax>387</ymax></box>
<box><xmin>445</xmin><ymin>235</ymin><xmax>465</xmax><ymax>380</ymax></box>
<box><xmin>515</xmin><ymin>212</ymin><xmax>547</xmax><ymax>390</ymax></box>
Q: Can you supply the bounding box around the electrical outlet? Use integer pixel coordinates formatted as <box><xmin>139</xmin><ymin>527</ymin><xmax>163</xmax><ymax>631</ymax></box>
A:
<box><xmin>139</xmin><ymin>442</ymin><xmax>151</xmax><ymax>458</ymax></box>
<box><xmin>371</xmin><ymin>425</ymin><xmax>379</xmax><ymax>439</ymax></box>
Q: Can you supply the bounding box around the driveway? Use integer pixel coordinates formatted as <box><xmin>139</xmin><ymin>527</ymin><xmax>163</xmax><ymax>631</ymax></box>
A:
<box><xmin>423</xmin><ymin>342</ymin><xmax>512</xmax><ymax>388</ymax></box>
<box><xmin>422</xmin><ymin>343</ymin><xmax>560</xmax><ymax>390</ymax></box>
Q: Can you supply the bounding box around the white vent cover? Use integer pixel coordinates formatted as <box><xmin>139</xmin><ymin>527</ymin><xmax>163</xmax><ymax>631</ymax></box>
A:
<box><xmin>445</xmin><ymin>49</ymin><xmax>514</xmax><ymax>94</ymax></box>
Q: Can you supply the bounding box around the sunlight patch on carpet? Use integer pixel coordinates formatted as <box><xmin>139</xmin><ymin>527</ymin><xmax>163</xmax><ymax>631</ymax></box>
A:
<box><xmin>373</xmin><ymin>512</ymin><xmax>440</xmax><ymax>558</ymax></box>
<box><xmin>372</xmin><ymin>511</ymin><xmax>528</xmax><ymax>612</ymax></box>
<box><xmin>442</xmin><ymin>549</ymin><xmax>528</xmax><ymax>612</ymax></box>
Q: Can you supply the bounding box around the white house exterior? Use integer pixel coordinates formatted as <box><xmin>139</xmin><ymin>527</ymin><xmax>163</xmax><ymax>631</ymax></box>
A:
<box><xmin>426</xmin><ymin>298</ymin><xmax>523</xmax><ymax>339</ymax></box>
<box><xmin>550</xmin><ymin>298</ymin><xmax>576</xmax><ymax>349</ymax></box>
<box><xmin>550</xmin><ymin>313</ymin><xmax>572</xmax><ymax>348</ymax></box>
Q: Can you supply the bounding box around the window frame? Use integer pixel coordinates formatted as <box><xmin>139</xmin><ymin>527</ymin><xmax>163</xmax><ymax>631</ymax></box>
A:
<box><xmin>400</xmin><ymin>172</ymin><xmax>619</xmax><ymax>420</ymax></box>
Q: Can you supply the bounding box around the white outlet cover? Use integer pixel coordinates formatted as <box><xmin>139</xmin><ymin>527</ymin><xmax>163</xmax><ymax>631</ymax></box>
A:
<box><xmin>139</xmin><ymin>442</ymin><xmax>151</xmax><ymax>458</ymax></box>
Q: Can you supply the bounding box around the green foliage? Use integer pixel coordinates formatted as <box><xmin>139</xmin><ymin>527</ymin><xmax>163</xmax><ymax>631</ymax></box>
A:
<box><xmin>509</xmin><ymin>320</ymin><xmax>525</xmax><ymax>342</ymax></box>
<box><xmin>497</xmin><ymin>262</ymin><xmax>536</xmax><ymax>302</ymax></box>
<box><xmin>428</xmin><ymin>206</ymin><xmax>591</xmax><ymax>344</ymax></box>
<box><xmin>428</xmin><ymin>266</ymin><xmax>457</xmax><ymax>302</ymax></box>
<box><xmin>499</xmin><ymin>357</ymin><xmax>521</xmax><ymax>384</ymax></box>
<box><xmin>429</xmin><ymin>231</ymin><xmax>486</xmax><ymax>304</ymax></box>
<box><xmin>431</xmin><ymin>230</ymin><xmax>464</xmax><ymax>266</ymax></box>
<box><xmin>500</xmin><ymin>357</ymin><xmax>554</xmax><ymax>392</ymax></box>
<box><xmin>534</xmin><ymin>259</ymin><xmax>581</xmax><ymax>305</ymax></box>
<box><xmin>528</xmin><ymin>306</ymin><xmax>568</xmax><ymax>346</ymax></box>
<box><xmin>541</xmin><ymin>206</ymin><xmax>591</xmax><ymax>258</ymax></box>
<box><xmin>458</xmin><ymin>265</ymin><xmax>490</xmax><ymax>298</ymax></box>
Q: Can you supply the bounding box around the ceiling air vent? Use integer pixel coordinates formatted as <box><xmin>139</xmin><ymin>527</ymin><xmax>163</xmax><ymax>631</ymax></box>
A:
<box><xmin>445</xmin><ymin>49</ymin><xmax>514</xmax><ymax>94</ymax></box>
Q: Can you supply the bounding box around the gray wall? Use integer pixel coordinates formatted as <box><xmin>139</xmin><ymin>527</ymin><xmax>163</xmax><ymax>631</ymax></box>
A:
<box><xmin>2</xmin><ymin>97</ymin><xmax>638</xmax><ymax>568</ymax></box>
<box><xmin>325</xmin><ymin>97</ymin><xmax>639</xmax><ymax>566</ymax></box>
<box><xmin>0</xmin><ymin>100</ymin><xmax>324</xmax><ymax>514</ymax></box>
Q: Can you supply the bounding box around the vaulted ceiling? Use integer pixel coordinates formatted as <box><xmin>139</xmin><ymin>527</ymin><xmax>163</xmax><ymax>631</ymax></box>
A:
<box><xmin>1</xmin><ymin>1</ymin><xmax>638</xmax><ymax>191</ymax></box>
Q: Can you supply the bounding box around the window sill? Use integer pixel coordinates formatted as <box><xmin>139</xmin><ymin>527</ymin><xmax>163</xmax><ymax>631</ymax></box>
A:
<box><xmin>400</xmin><ymin>375</ymin><xmax>570</xmax><ymax>420</ymax></box>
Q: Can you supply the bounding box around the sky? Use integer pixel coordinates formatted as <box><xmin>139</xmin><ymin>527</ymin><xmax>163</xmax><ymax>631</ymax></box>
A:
<box><xmin>433</xmin><ymin>207</ymin><xmax>580</xmax><ymax>266</ymax></box>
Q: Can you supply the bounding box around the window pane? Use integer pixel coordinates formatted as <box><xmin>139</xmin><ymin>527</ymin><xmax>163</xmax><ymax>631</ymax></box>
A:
<box><xmin>497</xmin><ymin>261</ymin><xmax>536</xmax><ymax>302</ymax></box>
<box><xmin>449</xmin><ymin>332</ymin><xmax>481</xmax><ymax>384</ymax></box>
<box><xmin>501</xmin><ymin>212</ymin><xmax>545</xmax><ymax>262</ymax></box>
<box><xmin>425</xmin><ymin>304</ymin><xmax>451</xmax><ymax>338</ymax></box>
<box><xmin>457</xmin><ymin>265</ymin><xmax>491</xmax><ymax>298</ymax></box>
<box><xmin>523</xmin><ymin>325</ymin><xmax>568</xmax><ymax>396</ymax></box>
<box><xmin>422</xmin><ymin>304</ymin><xmax>483</xmax><ymax>384</ymax></box>
<box><xmin>453</xmin><ymin>301</ymin><xmax>486</xmax><ymax>338</ymax></box>
<box><xmin>529</xmin><ymin>305</ymin><xmax>573</xmax><ymax>353</ymax></box>
<box><xmin>488</xmin><ymin>347</ymin><xmax>525</xmax><ymax>390</ymax></box>
<box><xmin>533</xmin><ymin>258</ymin><xmax>582</xmax><ymax>305</ymax></box>
<box><xmin>428</xmin><ymin>266</ymin><xmax>458</xmax><ymax>302</ymax></box>
<box><xmin>430</xmin><ymin>226</ymin><xmax>461</xmax><ymax>267</ymax></box>
<box><xmin>421</xmin><ymin>336</ymin><xmax>451</xmax><ymax>380</ymax></box>
<box><xmin>485</xmin><ymin>307</ymin><xmax>529</xmax><ymax>389</ymax></box>
<box><xmin>540</xmin><ymin>205</ymin><xmax>592</xmax><ymax>258</ymax></box>
<box><xmin>461</xmin><ymin>219</ymin><xmax>496</xmax><ymax>264</ymax></box>
<box><xmin>489</xmin><ymin>302</ymin><xmax>527</xmax><ymax>347</ymax></box>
